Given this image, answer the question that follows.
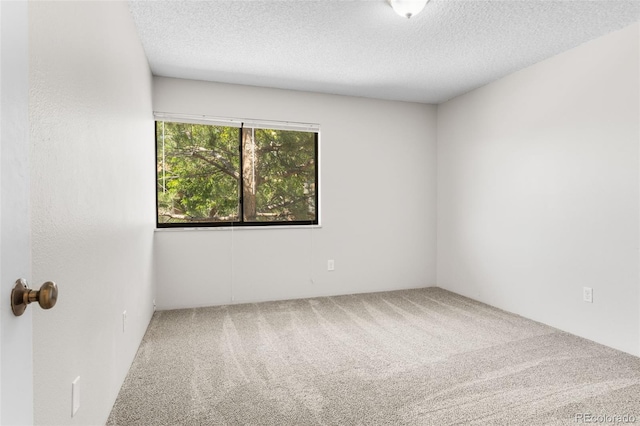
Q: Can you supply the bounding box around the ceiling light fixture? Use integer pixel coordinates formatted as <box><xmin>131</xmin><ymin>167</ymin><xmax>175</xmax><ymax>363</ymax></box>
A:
<box><xmin>389</xmin><ymin>0</ymin><xmax>430</xmax><ymax>19</ymax></box>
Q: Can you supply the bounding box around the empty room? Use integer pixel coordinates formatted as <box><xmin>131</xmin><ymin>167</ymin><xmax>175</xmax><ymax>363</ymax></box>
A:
<box><xmin>1</xmin><ymin>0</ymin><xmax>639</xmax><ymax>424</ymax></box>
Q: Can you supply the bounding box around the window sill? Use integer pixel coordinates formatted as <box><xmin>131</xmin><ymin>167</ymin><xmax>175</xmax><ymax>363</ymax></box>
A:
<box><xmin>154</xmin><ymin>224</ymin><xmax>322</xmax><ymax>232</ymax></box>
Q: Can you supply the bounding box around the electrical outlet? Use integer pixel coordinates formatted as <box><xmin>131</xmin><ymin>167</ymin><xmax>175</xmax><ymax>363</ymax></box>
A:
<box><xmin>327</xmin><ymin>259</ymin><xmax>335</xmax><ymax>271</ymax></box>
<box><xmin>583</xmin><ymin>287</ymin><xmax>593</xmax><ymax>303</ymax></box>
<box><xmin>72</xmin><ymin>376</ymin><xmax>80</xmax><ymax>417</ymax></box>
<box><xmin>122</xmin><ymin>310</ymin><xmax>127</xmax><ymax>332</ymax></box>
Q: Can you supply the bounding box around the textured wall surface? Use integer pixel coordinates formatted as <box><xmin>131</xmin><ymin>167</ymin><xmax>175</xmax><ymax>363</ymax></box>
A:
<box><xmin>153</xmin><ymin>77</ymin><xmax>437</xmax><ymax>309</ymax></box>
<box><xmin>437</xmin><ymin>23</ymin><xmax>640</xmax><ymax>356</ymax></box>
<box><xmin>29</xmin><ymin>2</ymin><xmax>155</xmax><ymax>424</ymax></box>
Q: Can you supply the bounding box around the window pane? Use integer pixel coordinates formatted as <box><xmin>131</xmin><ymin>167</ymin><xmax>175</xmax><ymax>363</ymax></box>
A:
<box><xmin>157</xmin><ymin>122</ymin><xmax>240</xmax><ymax>224</ymax></box>
<box><xmin>242</xmin><ymin>128</ymin><xmax>317</xmax><ymax>222</ymax></box>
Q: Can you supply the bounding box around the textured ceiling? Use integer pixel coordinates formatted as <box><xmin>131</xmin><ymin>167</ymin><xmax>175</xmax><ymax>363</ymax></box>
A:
<box><xmin>128</xmin><ymin>0</ymin><xmax>640</xmax><ymax>104</ymax></box>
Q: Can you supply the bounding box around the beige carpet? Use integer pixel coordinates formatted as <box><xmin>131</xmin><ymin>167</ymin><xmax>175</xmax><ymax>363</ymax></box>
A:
<box><xmin>107</xmin><ymin>287</ymin><xmax>640</xmax><ymax>425</ymax></box>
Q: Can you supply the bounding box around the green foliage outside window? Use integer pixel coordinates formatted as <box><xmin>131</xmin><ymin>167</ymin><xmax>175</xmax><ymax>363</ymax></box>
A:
<box><xmin>156</xmin><ymin>121</ymin><xmax>317</xmax><ymax>226</ymax></box>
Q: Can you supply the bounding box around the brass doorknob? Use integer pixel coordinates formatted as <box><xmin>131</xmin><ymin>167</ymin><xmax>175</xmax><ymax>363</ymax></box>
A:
<box><xmin>11</xmin><ymin>279</ymin><xmax>58</xmax><ymax>316</ymax></box>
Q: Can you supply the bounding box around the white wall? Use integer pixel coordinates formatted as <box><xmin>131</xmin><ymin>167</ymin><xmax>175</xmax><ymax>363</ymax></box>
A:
<box><xmin>437</xmin><ymin>23</ymin><xmax>640</xmax><ymax>356</ymax></box>
<box><xmin>0</xmin><ymin>1</ymin><xmax>32</xmax><ymax>424</ymax></box>
<box><xmin>29</xmin><ymin>2</ymin><xmax>155</xmax><ymax>424</ymax></box>
<box><xmin>154</xmin><ymin>78</ymin><xmax>437</xmax><ymax>309</ymax></box>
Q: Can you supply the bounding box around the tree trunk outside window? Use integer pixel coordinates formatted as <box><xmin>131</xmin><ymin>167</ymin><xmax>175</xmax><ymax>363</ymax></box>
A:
<box><xmin>242</xmin><ymin>127</ymin><xmax>257</xmax><ymax>221</ymax></box>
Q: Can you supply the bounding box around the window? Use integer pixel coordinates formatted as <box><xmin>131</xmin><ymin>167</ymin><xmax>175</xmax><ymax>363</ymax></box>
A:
<box><xmin>156</xmin><ymin>117</ymin><xmax>319</xmax><ymax>228</ymax></box>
